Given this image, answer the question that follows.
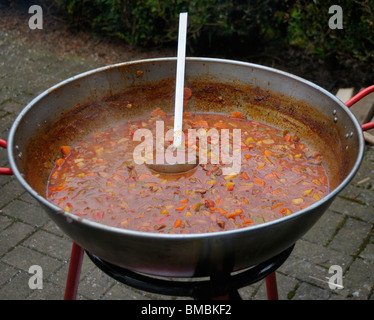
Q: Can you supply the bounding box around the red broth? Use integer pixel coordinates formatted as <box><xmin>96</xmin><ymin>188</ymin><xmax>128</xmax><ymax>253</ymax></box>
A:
<box><xmin>47</xmin><ymin>110</ymin><xmax>328</xmax><ymax>234</ymax></box>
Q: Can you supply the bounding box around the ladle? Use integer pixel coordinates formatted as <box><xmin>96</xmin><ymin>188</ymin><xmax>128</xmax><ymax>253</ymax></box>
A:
<box><xmin>147</xmin><ymin>12</ymin><xmax>198</xmax><ymax>174</ymax></box>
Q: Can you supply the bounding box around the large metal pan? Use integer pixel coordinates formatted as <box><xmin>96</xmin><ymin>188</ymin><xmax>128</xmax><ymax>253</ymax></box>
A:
<box><xmin>1</xmin><ymin>58</ymin><xmax>373</xmax><ymax>277</ymax></box>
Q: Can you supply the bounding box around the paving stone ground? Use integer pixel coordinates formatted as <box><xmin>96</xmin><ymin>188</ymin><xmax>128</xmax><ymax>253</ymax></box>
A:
<box><xmin>0</xmin><ymin>10</ymin><xmax>373</xmax><ymax>300</ymax></box>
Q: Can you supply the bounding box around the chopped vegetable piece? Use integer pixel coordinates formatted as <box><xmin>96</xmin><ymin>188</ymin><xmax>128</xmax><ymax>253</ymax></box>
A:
<box><xmin>254</xmin><ymin>178</ymin><xmax>265</xmax><ymax>186</ymax></box>
<box><xmin>280</xmin><ymin>208</ymin><xmax>292</xmax><ymax>215</ymax></box>
<box><xmin>174</xmin><ymin>219</ymin><xmax>182</xmax><ymax>228</ymax></box>
<box><xmin>229</xmin><ymin>111</ymin><xmax>244</xmax><ymax>119</ymax></box>
<box><xmin>191</xmin><ymin>203</ymin><xmax>204</xmax><ymax>212</ymax></box>
<box><xmin>264</xmin><ymin>149</ymin><xmax>273</xmax><ymax>156</ymax></box>
<box><xmin>242</xmin><ymin>172</ymin><xmax>250</xmax><ymax>180</ymax></box>
<box><xmin>213</xmin><ymin>122</ymin><xmax>229</xmax><ymax>129</ymax></box>
<box><xmin>176</xmin><ymin>205</ymin><xmax>187</xmax><ymax>211</ymax></box>
<box><xmin>150</xmin><ymin>108</ymin><xmax>166</xmax><ymax>117</ymax></box>
<box><xmin>204</xmin><ymin>200</ymin><xmax>215</xmax><ymax>208</ymax></box>
<box><xmin>137</xmin><ymin>174</ymin><xmax>150</xmax><ymax>181</ymax></box>
<box><xmin>312</xmin><ymin>192</ymin><xmax>322</xmax><ymax>201</ymax></box>
<box><xmin>192</xmin><ymin>120</ymin><xmax>209</xmax><ymax>128</ymax></box>
<box><xmin>184</xmin><ymin>87</ymin><xmax>192</xmax><ymax>99</ymax></box>
<box><xmin>303</xmin><ymin>189</ymin><xmax>313</xmax><ymax>195</ymax></box>
<box><xmin>216</xmin><ymin>208</ymin><xmax>227</xmax><ymax>215</ymax></box>
<box><xmin>244</xmin><ymin>137</ymin><xmax>254</xmax><ymax>144</ymax></box>
<box><xmin>55</xmin><ymin>158</ymin><xmax>64</xmax><ymax>167</ymax></box>
<box><xmin>224</xmin><ymin>173</ymin><xmax>238</xmax><ymax>180</ymax></box>
<box><xmin>262</xmin><ymin>139</ymin><xmax>275</xmax><ymax>145</ymax></box>
<box><xmin>61</xmin><ymin>146</ymin><xmax>71</xmax><ymax>156</ymax></box>
<box><xmin>292</xmin><ymin>198</ymin><xmax>304</xmax><ymax>205</ymax></box>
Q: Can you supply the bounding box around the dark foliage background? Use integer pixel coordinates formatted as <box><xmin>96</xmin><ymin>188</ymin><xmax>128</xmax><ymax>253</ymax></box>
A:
<box><xmin>2</xmin><ymin>0</ymin><xmax>373</xmax><ymax>87</ymax></box>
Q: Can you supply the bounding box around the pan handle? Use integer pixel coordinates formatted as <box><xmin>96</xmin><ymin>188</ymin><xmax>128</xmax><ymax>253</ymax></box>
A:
<box><xmin>0</xmin><ymin>139</ymin><xmax>13</xmax><ymax>175</ymax></box>
<box><xmin>345</xmin><ymin>85</ymin><xmax>374</xmax><ymax>131</ymax></box>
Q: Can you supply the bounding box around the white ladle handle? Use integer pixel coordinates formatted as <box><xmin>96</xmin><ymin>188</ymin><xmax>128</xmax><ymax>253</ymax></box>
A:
<box><xmin>173</xmin><ymin>12</ymin><xmax>188</xmax><ymax>149</ymax></box>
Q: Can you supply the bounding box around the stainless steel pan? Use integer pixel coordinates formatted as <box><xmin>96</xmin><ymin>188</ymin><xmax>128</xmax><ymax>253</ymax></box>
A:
<box><xmin>1</xmin><ymin>58</ymin><xmax>372</xmax><ymax>277</ymax></box>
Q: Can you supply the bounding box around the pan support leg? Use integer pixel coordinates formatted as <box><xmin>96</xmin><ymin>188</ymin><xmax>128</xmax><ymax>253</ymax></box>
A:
<box><xmin>64</xmin><ymin>242</ymin><xmax>84</xmax><ymax>300</ymax></box>
<box><xmin>265</xmin><ymin>272</ymin><xmax>279</xmax><ymax>300</ymax></box>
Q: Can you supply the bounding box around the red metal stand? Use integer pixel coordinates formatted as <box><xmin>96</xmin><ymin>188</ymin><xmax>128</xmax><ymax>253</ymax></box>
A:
<box><xmin>265</xmin><ymin>272</ymin><xmax>279</xmax><ymax>300</ymax></box>
<box><xmin>63</xmin><ymin>242</ymin><xmax>279</xmax><ymax>300</ymax></box>
<box><xmin>64</xmin><ymin>242</ymin><xmax>84</xmax><ymax>300</ymax></box>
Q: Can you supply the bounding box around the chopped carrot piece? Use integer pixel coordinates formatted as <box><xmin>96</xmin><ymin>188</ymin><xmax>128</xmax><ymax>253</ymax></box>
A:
<box><xmin>137</xmin><ymin>174</ymin><xmax>150</xmax><ymax>181</ymax></box>
<box><xmin>51</xmin><ymin>185</ymin><xmax>66</xmax><ymax>191</ymax></box>
<box><xmin>61</xmin><ymin>146</ymin><xmax>71</xmax><ymax>156</ymax></box>
<box><xmin>193</xmin><ymin>120</ymin><xmax>209</xmax><ymax>128</ymax></box>
<box><xmin>55</xmin><ymin>158</ymin><xmax>64</xmax><ymax>167</ymax></box>
<box><xmin>213</xmin><ymin>122</ymin><xmax>229</xmax><ymax>129</ymax></box>
<box><xmin>176</xmin><ymin>205</ymin><xmax>187</xmax><ymax>211</ymax></box>
<box><xmin>150</xmin><ymin>108</ymin><xmax>166</xmax><ymax>117</ymax></box>
<box><xmin>244</xmin><ymin>154</ymin><xmax>252</xmax><ymax>159</ymax></box>
<box><xmin>243</xmin><ymin>219</ymin><xmax>254</xmax><ymax>225</ymax></box>
<box><xmin>184</xmin><ymin>87</ymin><xmax>192</xmax><ymax>99</ymax></box>
<box><xmin>284</xmin><ymin>134</ymin><xmax>292</xmax><ymax>141</ymax></box>
<box><xmin>242</xmin><ymin>172</ymin><xmax>250</xmax><ymax>180</ymax></box>
<box><xmin>264</xmin><ymin>173</ymin><xmax>276</xmax><ymax>180</ymax></box>
<box><xmin>174</xmin><ymin>219</ymin><xmax>182</xmax><ymax>228</ymax></box>
<box><xmin>216</xmin><ymin>207</ymin><xmax>227</xmax><ymax>215</ymax></box>
<box><xmin>229</xmin><ymin>111</ymin><xmax>244</xmax><ymax>119</ymax></box>
<box><xmin>264</xmin><ymin>149</ymin><xmax>273</xmax><ymax>156</ymax></box>
<box><xmin>226</xmin><ymin>213</ymin><xmax>237</xmax><ymax>219</ymax></box>
<box><xmin>272</xmin><ymin>170</ymin><xmax>284</xmax><ymax>176</ymax></box>
<box><xmin>271</xmin><ymin>202</ymin><xmax>285</xmax><ymax>210</ymax></box>
<box><xmin>320</xmin><ymin>176</ymin><xmax>328</xmax><ymax>183</ymax></box>
<box><xmin>179</xmin><ymin>198</ymin><xmax>189</xmax><ymax>204</ymax></box>
<box><xmin>254</xmin><ymin>178</ymin><xmax>265</xmax><ymax>186</ymax></box>
<box><xmin>226</xmin><ymin>209</ymin><xmax>243</xmax><ymax>219</ymax></box>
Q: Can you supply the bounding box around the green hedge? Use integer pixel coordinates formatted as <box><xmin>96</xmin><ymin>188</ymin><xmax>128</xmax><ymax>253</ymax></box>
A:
<box><xmin>286</xmin><ymin>1</ymin><xmax>374</xmax><ymax>65</ymax></box>
<box><xmin>55</xmin><ymin>0</ymin><xmax>285</xmax><ymax>49</ymax></box>
<box><xmin>55</xmin><ymin>0</ymin><xmax>373</xmax><ymax>65</ymax></box>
